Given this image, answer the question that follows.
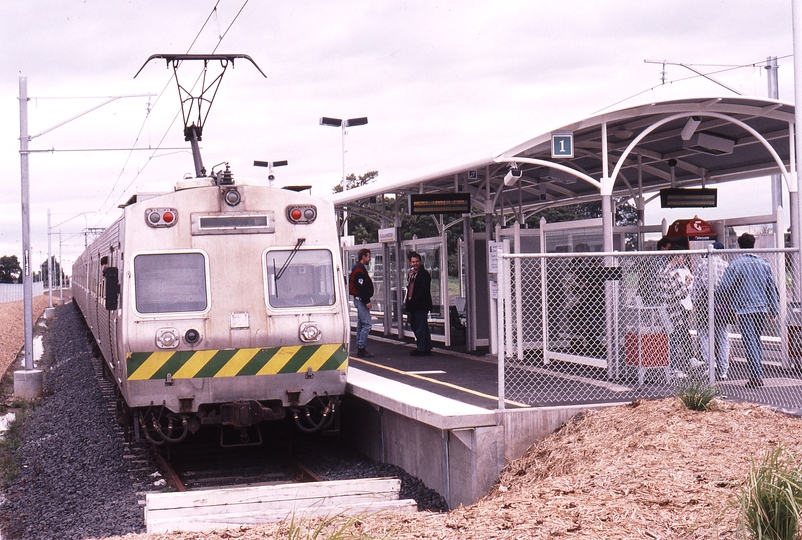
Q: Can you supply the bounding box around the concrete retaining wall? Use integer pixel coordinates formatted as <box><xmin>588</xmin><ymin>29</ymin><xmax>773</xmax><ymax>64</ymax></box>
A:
<box><xmin>344</xmin><ymin>367</ymin><xmax>625</xmax><ymax>509</ymax></box>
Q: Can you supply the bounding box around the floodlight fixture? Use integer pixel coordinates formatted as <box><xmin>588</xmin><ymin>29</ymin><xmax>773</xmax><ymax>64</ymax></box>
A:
<box><xmin>319</xmin><ymin>115</ymin><xmax>369</xmax><ymax>187</ymax></box>
<box><xmin>253</xmin><ymin>159</ymin><xmax>288</xmax><ymax>186</ymax></box>
<box><xmin>320</xmin><ymin>115</ymin><xmax>368</xmax><ymax>236</ymax></box>
<box><xmin>319</xmin><ymin>117</ymin><xmax>342</xmax><ymax>127</ymax></box>
<box><xmin>345</xmin><ymin>117</ymin><xmax>368</xmax><ymax>127</ymax></box>
<box><xmin>253</xmin><ymin>160</ymin><xmax>288</xmax><ymax>168</ymax></box>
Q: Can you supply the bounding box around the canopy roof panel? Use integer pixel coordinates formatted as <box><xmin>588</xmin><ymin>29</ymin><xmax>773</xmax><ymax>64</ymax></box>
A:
<box><xmin>328</xmin><ymin>96</ymin><xmax>795</xmax><ymax>220</ymax></box>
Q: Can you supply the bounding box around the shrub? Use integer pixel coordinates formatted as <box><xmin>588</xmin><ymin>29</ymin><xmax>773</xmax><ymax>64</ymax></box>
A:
<box><xmin>675</xmin><ymin>377</ymin><xmax>720</xmax><ymax>411</ymax></box>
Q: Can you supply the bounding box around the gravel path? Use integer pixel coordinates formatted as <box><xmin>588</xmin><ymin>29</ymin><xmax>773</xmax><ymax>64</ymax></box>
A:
<box><xmin>0</xmin><ymin>295</ymin><xmax>51</xmax><ymax>377</ymax></box>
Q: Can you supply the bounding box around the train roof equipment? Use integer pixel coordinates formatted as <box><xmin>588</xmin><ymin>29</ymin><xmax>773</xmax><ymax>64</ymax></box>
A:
<box><xmin>134</xmin><ymin>54</ymin><xmax>266</xmax><ymax>180</ymax></box>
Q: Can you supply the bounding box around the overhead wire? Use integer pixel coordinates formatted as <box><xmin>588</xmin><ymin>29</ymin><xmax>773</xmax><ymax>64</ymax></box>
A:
<box><xmin>592</xmin><ymin>54</ymin><xmax>793</xmax><ymax>116</ymax></box>
<box><xmin>90</xmin><ymin>0</ymin><xmax>231</xmax><ymax>226</ymax></box>
<box><xmin>106</xmin><ymin>0</ymin><xmax>250</xmax><ymax>218</ymax></box>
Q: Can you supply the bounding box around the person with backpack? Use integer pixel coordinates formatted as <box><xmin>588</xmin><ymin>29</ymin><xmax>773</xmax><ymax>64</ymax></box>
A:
<box><xmin>349</xmin><ymin>248</ymin><xmax>375</xmax><ymax>358</ymax></box>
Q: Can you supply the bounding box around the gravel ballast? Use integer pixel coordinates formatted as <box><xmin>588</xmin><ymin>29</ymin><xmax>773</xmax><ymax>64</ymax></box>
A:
<box><xmin>0</xmin><ymin>303</ymin><xmax>152</xmax><ymax>540</ymax></box>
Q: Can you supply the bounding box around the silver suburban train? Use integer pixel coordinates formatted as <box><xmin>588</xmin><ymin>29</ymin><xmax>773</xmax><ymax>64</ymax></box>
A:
<box><xmin>72</xmin><ymin>168</ymin><xmax>350</xmax><ymax>446</ymax></box>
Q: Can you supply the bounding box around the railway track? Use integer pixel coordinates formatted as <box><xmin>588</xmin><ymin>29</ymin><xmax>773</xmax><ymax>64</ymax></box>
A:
<box><xmin>141</xmin><ymin>420</ymin><xmax>418</xmax><ymax>535</ymax></box>
<box><xmin>153</xmin><ymin>428</ymin><xmax>325</xmax><ymax>492</ymax></box>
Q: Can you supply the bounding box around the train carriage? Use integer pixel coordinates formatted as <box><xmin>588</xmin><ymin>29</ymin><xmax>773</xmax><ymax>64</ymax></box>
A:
<box><xmin>73</xmin><ymin>171</ymin><xmax>350</xmax><ymax>445</ymax></box>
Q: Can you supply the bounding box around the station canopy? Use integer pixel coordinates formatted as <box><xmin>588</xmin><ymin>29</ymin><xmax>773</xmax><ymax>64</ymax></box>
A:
<box><xmin>328</xmin><ymin>96</ymin><xmax>796</xmax><ymax>223</ymax></box>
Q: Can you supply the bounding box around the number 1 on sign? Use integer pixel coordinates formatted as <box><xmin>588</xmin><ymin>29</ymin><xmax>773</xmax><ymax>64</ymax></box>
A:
<box><xmin>551</xmin><ymin>133</ymin><xmax>573</xmax><ymax>158</ymax></box>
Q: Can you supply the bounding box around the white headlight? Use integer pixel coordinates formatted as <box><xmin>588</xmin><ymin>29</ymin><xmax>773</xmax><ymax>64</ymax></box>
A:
<box><xmin>299</xmin><ymin>322</ymin><xmax>321</xmax><ymax>342</ymax></box>
<box><xmin>156</xmin><ymin>328</ymin><xmax>180</xmax><ymax>349</ymax></box>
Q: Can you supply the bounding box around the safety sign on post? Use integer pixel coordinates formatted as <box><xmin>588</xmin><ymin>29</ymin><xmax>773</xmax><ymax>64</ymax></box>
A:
<box><xmin>488</xmin><ymin>241</ymin><xmax>502</xmax><ymax>274</ymax></box>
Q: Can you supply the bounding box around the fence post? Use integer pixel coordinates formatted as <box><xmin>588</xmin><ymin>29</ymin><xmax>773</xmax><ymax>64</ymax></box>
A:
<box><xmin>496</xmin><ymin>247</ymin><xmax>506</xmax><ymax>410</ymax></box>
<box><xmin>706</xmin><ymin>245</ymin><xmax>716</xmax><ymax>384</ymax></box>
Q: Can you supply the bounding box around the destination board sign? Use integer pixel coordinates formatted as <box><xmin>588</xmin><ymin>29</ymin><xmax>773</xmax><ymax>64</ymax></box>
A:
<box><xmin>660</xmin><ymin>188</ymin><xmax>718</xmax><ymax>208</ymax></box>
<box><xmin>409</xmin><ymin>193</ymin><xmax>471</xmax><ymax>215</ymax></box>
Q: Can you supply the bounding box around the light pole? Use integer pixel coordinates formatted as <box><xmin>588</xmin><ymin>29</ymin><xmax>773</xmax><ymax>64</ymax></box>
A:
<box><xmin>319</xmin><ymin>116</ymin><xmax>368</xmax><ymax>236</ymax></box>
<box><xmin>253</xmin><ymin>160</ymin><xmax>288</xmax><ymax>188</ymax></box>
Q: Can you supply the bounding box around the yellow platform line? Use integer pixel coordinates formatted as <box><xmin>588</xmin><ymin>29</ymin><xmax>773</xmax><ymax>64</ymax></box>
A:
<box><xmin>351</xmin><ymin>357</ymin><xmax>531</xmax><ymax>409</ymax></box>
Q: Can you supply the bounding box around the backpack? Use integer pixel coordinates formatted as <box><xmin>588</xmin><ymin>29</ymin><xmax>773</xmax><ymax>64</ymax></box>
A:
<box><xmin>349</xmin><ymin>265</ymin><xmax>363</xmax><ymax>297</ymax></box>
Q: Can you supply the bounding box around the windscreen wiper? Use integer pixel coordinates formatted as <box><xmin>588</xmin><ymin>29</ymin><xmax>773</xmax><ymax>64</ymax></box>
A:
<box><xmin>275</xmin><ymin>238</ymin><xmax>306</xmax><ymax>281</ymax></box>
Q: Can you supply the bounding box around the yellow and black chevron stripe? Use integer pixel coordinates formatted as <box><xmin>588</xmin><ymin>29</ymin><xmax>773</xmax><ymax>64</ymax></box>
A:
<box><xmin>126</xmin><ymin>343</ymin><xmax>348</xmax><ymax>381</ymax></box>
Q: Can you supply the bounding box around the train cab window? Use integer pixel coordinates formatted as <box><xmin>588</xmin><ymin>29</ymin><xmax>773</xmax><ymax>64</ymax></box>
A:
<box><xmin>265</xmin><ymin>249</ymin><xmax>336</xmax><ymax>308</ymax></box>
<box><xmin>133</xmin><ymin>252</ymin><xmax>208</xmax><ymax>314</ymax></box>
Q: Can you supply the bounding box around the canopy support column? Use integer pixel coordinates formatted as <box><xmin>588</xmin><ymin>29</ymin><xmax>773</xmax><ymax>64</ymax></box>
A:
<box><xmin>793</xmin><ymin>0</ymin><xmax>802</xmax><ymax>303</ymax></box>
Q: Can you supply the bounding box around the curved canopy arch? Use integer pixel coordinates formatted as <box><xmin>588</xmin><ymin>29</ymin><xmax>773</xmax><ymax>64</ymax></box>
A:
<box><xmin>329</xmin><ymin>96</ymin><xmax>795</xmax><ymax>226</ymax></box>
<box><xmin>608</xmin><ymin>111</ymin><xmax>793</xmax><ymax>196</ymax></box>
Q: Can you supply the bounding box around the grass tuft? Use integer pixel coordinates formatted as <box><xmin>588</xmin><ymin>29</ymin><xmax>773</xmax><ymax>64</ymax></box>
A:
<box><xmin>278</xmin><ymin>512</ymin><xmax>389</xmax><ymax>539</ymax></box>
<box><xmin>0</xmin><ymin>405</ymin><xmax>31</xmax><ymax>485</ymax></box>
<box><xmin>675</xmin><ymin>377</ymin><xmax>720</xmax><ymax>411</ymax></box>
<box><xmin>740</xmin><ymin>446</ymin><xmax>802</xmax><ymax>540</ymax></box>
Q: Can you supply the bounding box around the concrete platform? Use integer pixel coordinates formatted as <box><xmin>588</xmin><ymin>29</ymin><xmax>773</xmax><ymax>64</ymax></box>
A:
<box><xmin>341</xmin><ymin>336</ymin><xmax>626</xmax><ymax>509</ymax></box>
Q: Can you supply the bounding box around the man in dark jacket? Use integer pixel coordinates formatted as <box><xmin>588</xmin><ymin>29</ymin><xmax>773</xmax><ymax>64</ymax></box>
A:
<box><xmin>405</xmin><ymin>251</ymin><xmax>432</xmax><ymax>356</ymax></box>
<box><xmin>349</xmin><ymin>248</ymin><xmax>374</xmax><ymax>358</ymax></box>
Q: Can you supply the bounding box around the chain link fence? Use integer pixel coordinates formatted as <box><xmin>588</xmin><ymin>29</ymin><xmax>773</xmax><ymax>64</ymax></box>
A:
<box><xmin>498</xmin><ymin>246</ymin><xmax>802</xmax><ymax>414</ymax></box>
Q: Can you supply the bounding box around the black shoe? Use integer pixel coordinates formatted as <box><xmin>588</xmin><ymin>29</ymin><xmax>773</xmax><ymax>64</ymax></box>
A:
<box><xmin>745</xmin><ymin>378</ymin><xmax>764</xmax><ymax>388</ymax></box>
<box><xmin>423</xmin><ymin>350</ymin><xmax>432</xmax><ymax>356</ymax></box>
<box><xmin>356</xmin><ymin>348</ymin><xmax>374</xmax><ymax>358</ymax></box>
<box><xmin>410</xmin><ymin>350</ymin><xmax>426</xmax><ymax>356</ymax></box>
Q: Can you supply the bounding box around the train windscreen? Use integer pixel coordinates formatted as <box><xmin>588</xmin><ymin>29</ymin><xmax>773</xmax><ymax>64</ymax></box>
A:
<box><xmin>265</xmin><ymin>249</ymin><xmax>336</xmax><ymax>308</ymax></box>
<box><xmin>134</xmin><ymin>252</ymin><xmax>208</xmax><ymax>313</ymax></box>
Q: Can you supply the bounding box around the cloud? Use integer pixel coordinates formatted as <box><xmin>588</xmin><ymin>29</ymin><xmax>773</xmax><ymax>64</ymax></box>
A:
<box><xmin>0</xmin><ymin>0</ymin><xmax>796</xmax><ymax>263</ymax></box>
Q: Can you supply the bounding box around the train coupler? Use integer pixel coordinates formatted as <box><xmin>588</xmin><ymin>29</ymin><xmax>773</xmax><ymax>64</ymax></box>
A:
<box><xmin>220</xmin><ymin>399</ymin><xmax>282</xmax><ymax>428</ymax></box>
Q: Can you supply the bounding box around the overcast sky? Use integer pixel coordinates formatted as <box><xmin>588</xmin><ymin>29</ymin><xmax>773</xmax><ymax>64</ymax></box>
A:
<box><xmin>0</xmin><ymin>0</ymin><xmax>795</xmax><ymax>267</ymax></box>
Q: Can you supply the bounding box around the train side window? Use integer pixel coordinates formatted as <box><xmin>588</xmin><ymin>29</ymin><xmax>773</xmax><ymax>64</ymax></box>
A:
<box><xmin>265</xmin><ymin>249</ymin><xmax>335</xmax><ymax>308</ymax></box>
<box><xmin>133</xmin><ymin>252</ymin><xmax>208</xmax><ymax>314</ymax></box>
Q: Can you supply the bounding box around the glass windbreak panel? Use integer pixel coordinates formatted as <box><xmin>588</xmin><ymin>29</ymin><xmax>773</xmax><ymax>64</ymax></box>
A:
<box><xmin>266</xmin><ymin>249</ymin><xmax>336</xmax><ymax>308</ymax></box>
<box><xmin>420</xmin><ymin>247</ymin><xmax>442</xmax><ymax>316</ymax></box>
<box><xmin>545</xmin><ymin>226</ymin><xmax>604</xmax><ymax>253</ymax></box>
<box><xmin>134</xmin><ymin>253</ymin><xmax>208</xmax><ymax>313</ymax></box>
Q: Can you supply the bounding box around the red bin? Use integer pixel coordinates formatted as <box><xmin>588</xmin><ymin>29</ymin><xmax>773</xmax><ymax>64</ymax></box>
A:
<box><xmin>625</xmin><ymin>332</ymin><xmax>669</xmax><ymax>367</ymax></box>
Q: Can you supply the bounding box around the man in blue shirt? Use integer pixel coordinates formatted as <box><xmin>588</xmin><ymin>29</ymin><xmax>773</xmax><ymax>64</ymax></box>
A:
<box><xmin>717</xmin><ymin>233</ymin><xmax>779</xmax><ymax>388</ymax></box>
<box><xmin>349</xmin><ymin>248</ymin><xmax>375</xmax><ymax>358</ymax></box>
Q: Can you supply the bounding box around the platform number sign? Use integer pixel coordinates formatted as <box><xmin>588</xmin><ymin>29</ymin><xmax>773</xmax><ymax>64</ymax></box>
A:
<box><xmin>551</xmin><ymin>132</ymin><xmax>574</xmax><ymax>158</ymax></box>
